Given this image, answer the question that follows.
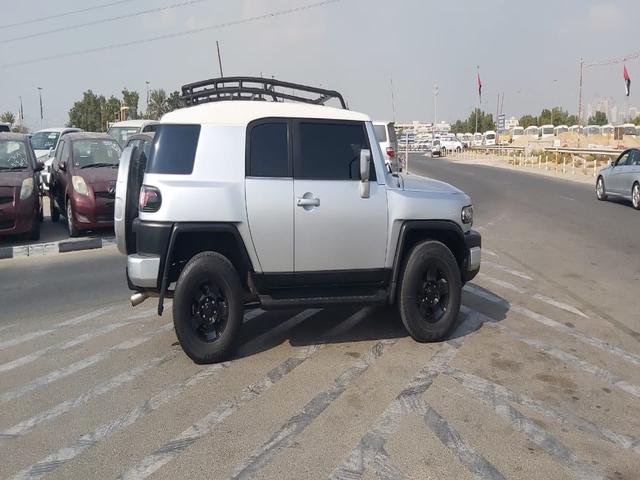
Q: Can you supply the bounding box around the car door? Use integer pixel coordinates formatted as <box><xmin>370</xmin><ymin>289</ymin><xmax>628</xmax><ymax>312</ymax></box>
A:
<box><xmin>622</xmin><ymin>150</ymin><xmax>640</xmax><ymax>196</ymax></box>
<box><xmin>50</xmin><ymin>139</ymin><xmax>67</xmax><ymax>209</ymax></box>
<box><xmin>56</xmin><ymin>140</ymin><xmax>72</xmax><ymax>209</ymax></box>
<box><xmin>293</xmin><ymin>119</ymin><xmax>387</xmax><ymax>273</ymax></box>
<box><xmin>609</xmin><ymin>151</ymin><xmax>631</xmax><ymax>194</ymax></box>
<box><xmin>245</xmin><ymin>119</ymin><xmax>294</xmax><ymax>273</ymax></box>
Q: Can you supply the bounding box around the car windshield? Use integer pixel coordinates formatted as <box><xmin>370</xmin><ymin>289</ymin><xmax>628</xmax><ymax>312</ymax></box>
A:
<box><xmin>486</xmin><ymin>134</ymin><xmax>495</xmax><ymax>139</ymax></box>
<box><xmin>72</xmin><ymin>139</ymin><xmax>122</xmax><ymax>169</ymax></box>
<box><xmin>107</xmin><ymin>126</ymin><xmax>141</xmax><ymax>146</ymax></box>
<box><xmin>0</xmin><ymin>140</ymin><xmax>29</xmax><ymax>170</ymax></box>
<box><xmin>30</xmin><ymin>131</ymin><xmax>60</xmax><ymax>150</ymax></box>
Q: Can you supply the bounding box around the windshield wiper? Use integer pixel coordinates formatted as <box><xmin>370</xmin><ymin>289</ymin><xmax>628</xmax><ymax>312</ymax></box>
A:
<box><xmin>80</xmin><ymin>162</ymin><xmax>117</xmax><ymax>169</ymax></box>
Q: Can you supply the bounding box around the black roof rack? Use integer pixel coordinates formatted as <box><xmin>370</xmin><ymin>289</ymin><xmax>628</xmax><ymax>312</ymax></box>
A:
<box><xmin>180</xmin><ymin>76</ymin><xmax>347</xmax><ymax>109</ymax></box>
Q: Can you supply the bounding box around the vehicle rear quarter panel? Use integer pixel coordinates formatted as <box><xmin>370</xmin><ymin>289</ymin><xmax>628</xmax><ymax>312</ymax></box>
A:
<box><xmin>138</xmin><ymin>124</ymin><xmax>263</xmax><ymax>272</ymax></box>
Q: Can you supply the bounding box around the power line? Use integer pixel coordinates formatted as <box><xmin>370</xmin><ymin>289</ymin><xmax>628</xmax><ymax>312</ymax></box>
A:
<box><xmin>0</xmin><ymin>0</ymin><xmax>141</xmax><ymax>30</ymax></box>
<box><xmin>0</xmin><ymin>0</ymin><xmax>210</xmax><ymax>44</ymax></box>
<box><xmin>0</xmin><ymin>0</ymin><xmax>341</xmax><ymax>69</ymax></box>
<box><xmin>586</xmin><ymin>49</ymin><xmax>640</xmax><ymax>67</ymax></box>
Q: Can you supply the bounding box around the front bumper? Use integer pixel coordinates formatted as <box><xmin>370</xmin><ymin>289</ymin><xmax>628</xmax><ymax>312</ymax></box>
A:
<box><xmin>70</xmin><ymin>193</ymin><xmax>115</xmax><ymax>230</ymax></box>
<box><xmin>463</xmin><ymin>229</ymin><xmax>481</xmax><ymax>282</ymax></box>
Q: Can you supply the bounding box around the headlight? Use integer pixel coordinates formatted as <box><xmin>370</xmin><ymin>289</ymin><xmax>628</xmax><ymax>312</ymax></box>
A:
<box><xmin>461</xmin><ymin>205</ymin><xmax>474</xmax><ymax>225</ymax></box>
<box><xmin>72</xmin><ymin>176</ymin><xmax>89</xmax><ymax>196</ymax></box>
<box><xmin>20</xmin><ymin>178</ymin><xmax>34</xmax><ymax>200</ymax></box>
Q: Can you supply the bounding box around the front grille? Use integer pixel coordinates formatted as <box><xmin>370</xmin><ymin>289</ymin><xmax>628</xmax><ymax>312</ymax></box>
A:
<box><xmin>95</xmin><ymin>191</ymin><xmax>115</xmax><ymax>200</ymax></box>
<box><xmin>0</xmin><ymin>220</ymin><xmax>14</xmax><ymax>230</ymax></box>
<box><xmin>0</xmin><ymin>196</ymin><xmax>13</xmax><ymax>205</ymax></box>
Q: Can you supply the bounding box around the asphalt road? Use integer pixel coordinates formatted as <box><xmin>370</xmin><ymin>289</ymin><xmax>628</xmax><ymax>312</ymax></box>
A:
<box><xmin>0</xmin><ymin>155</ymin><xmax>638</xmax><ymax>479</ymax></box>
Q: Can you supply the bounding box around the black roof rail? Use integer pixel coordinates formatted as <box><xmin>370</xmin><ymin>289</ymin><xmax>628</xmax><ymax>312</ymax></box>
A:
<box><xmin>180</xmin><ymin>76</ymin><xmax>347</xmax><ymax>109</ymax></box>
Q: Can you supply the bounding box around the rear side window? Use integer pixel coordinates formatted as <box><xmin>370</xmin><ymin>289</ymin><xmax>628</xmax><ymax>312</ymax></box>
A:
<box><xmin>373</xmin><ymin>125</ymin><xmax>387</xmax><ymax>142</ymax></box>
<box><xmin>297</xmin><ymin>122</ymin><xmax>374</xmax><ymax>181</ymax></box>
<box><xmin>248</xmin><ymin>122</ymin><xmax>289</xmax><ymax>177</ymax></box>
<box><xmin>147</xmin><ymin>124</ymin><xmax>200</xmax><ymax>175</ymax></box>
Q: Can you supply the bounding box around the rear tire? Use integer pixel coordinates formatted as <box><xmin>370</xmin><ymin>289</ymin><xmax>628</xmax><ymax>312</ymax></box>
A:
<box><xmin>632</xmin><ymin>182</ymin><xmax>640</xmax><ymax>210</ymax></box>
<box><xmin>173</xmin><ymin>252</ymin><xmax>244</xmax><ymax>364</ymax></box>
<box><xmin>398</xmin><ymin>240</ymin><xmax>461</xmax><ymax>342</ymax></box>
<box><xmin>50</xmin><ymin>196</ymin><xmax>60</xmax><ymax>222</ymax></box>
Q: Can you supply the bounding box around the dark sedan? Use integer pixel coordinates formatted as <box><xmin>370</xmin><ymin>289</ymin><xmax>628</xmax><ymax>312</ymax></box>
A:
<box><xmin>0</xmin><ymin>133</ymin><xmax>43</xmax><ymax>240</ymax></box>
<box><xmin>49</xmin><ymin>132</ymin><xmax>122</xmax><ymax>237</ymax></box>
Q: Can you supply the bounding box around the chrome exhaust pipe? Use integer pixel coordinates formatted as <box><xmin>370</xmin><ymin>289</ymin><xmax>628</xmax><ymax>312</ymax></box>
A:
<box><xmin>130</xmin><ymin>292</ymin><xmax>149</xmax><ymax>307</ymax></box>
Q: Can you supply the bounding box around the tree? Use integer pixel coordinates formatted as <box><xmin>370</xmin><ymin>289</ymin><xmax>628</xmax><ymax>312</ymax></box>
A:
<box><xmin>166</xmin><ymin>90</ymin><xmax>183</xmax><ymax>112</ymax></box>
<box><xmin>633</xmin><ymin>115</ymin><xmax>640</xmax><ymax>126</ymax></box>
<box><xmin>566</xmin><ymin>114</ymin><xmax>578</xmax><ymax>126</ymax></box>
<box><xmin>518</xmin><ymin>114</ymin><xmax>537</xmax><ymax>129</ymax></box>
<box><xmin>12</xmin><ymin>124</ymin><xmax>29</xmax><ymax>133</ymax></box>
<box><xmin>68</xmin><ymin>90</ymin><xmax>104</xmax><ymax>131</ymax></box>
<box><xmin>147</xmin><ymin>89</ymin><xmax>168</xmax><ymax>120</ymax></box>
<box><xmin>587</xmin><ymin>111</ymin><xmax>607</xmax><ymax>126</ymax></box>
<box><xmin>122</xmin><ymin>88</ymin><xmax>140</xmax><ymax>120</ymax></box>
<box><xmin>0</xmin><ymin>111</ymin><xmax>15</xmax><ymax>124</ymax></box>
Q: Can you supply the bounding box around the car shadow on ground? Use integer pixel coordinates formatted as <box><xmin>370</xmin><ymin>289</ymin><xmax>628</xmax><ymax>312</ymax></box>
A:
<box><xmin>234</xmin><ymin>287</ymin><xmax>511</xmax><ymax>360</ymax></box>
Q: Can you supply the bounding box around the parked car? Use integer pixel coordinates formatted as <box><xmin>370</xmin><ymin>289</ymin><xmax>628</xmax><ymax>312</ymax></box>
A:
<box><xmin>472</xmin><ymin>132</ymin><xmax>483</xmax><ymax>147</ymax></box>
<box><xmin>373</xmin><ymin>121</ymin><xmax>399</xmax><ymax>172</ymax></box>
<box><xmin>441</xmin><ymin>136</ymin><xmax>464</xmax><ymax>153</ymax></box>
<box><xmin>115</xmin><ymin>76</ymin><xmax>481</xmax><ymax>364</ymax></box>
<box><xmin>430</xmin><ymin>139</ymin><xmax>444</xmax><ymax>156</ymax></box>
<box><xmin>596</xmin><ymin>148</ymin><xmax>640</xmax><ymax>210</ymax></box>
<box><xmin>0</xmin><ymin>123</ymin><xmax>10</xmax><ymax>133</ymax></box>
<box><xmin>0</xmin><ymin>133</ymin><xmax>43</xmax><ymax>240</ymax></box>
<box><xmin>49</xmin><ymin>132</ymin><xmax>122</xmax><ymax>237</ymax></box>
<box><xmin>107</xmin><ymin>120</ymin><xmax>158</xmax><ymax>147</ymax></box>
<box><xmin>30</xmin><ymin>127</ymin><xmax>82</xmax><ymax>190</ymax></box>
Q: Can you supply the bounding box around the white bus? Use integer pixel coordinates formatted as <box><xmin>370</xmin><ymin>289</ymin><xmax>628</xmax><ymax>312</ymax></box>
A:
<box><xmin>621</xmin><ymin>123</ymin><xmax>638</xmax><ymax>136</ymax></box>
<box><xmin>510</xmin><ymin>126</ymin><xmax>524</xmax><ymax>141</ymax></box>
<box><xmin>554</xmin><ymin>125</ymin><xmax>569</xmax><ymax>135</ymax></box>
<box><xmin>601</xmin><ymin>124</ymin><xmax>614</xmax><ymax>136</ymax></box>
<box><xmin>473</xmin><ymin>132</ymin><xmax>483</xmax><ymax>146</ymax></box>
<box><xmin>524</xmin><ymin>126</ymin><xmax>539</xmax><ymax>137</ymax></box>
<box><xmin>585</xmin><ymin>125</ymin><xmax>601</xmax><ymax>136</ymax></box>
<box><xmin>539</xmin><ymin>124</ymin><xmax>554</xmax><ymax>138</ymax></box>
<box><xmin>568</xmin><ymin>125</ymin><xmax>583</xmax><ymax>134</ymax></box>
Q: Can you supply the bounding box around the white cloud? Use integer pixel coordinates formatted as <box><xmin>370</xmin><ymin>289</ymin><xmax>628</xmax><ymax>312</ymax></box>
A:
<box><xmin>586</xmin><ymin>3</ymin><xmax>626</xmax><ymax>32</ymax></box>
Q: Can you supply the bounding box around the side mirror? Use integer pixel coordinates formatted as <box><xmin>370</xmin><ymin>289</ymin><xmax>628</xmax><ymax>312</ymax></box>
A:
<box><xmin>608</xmin><ymin>160</ymin><xmax>613</xmax><ymax>167</ymax></box>
<box><xmin>359</xmin><ymin>149</ymin><xmax>371</xmax><ymax>199</ymax></box>
<box><xmin>35</xmin><ymin>160</ymin><xmax>45</xmax><ymax>172</ymax></box>
<box><xmin>58</xmin><ymin>161</ymin><xmax>66</xmax><ymax>171</ymax></box>
<box><xmin>48</xmin><ymin>147</ymin><xmax>55</xmax><ymax>158</ymax></box>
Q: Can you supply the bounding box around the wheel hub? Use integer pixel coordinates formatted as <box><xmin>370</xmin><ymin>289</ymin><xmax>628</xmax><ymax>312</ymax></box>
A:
<box><xmin>423</xmin><ymin>282</ymin><xmax>440</xmax><ymax>306</ymax></box>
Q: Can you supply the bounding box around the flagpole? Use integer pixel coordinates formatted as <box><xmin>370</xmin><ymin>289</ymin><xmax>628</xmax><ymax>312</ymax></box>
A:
<box><xmin>475</xmin><ymin>66</ymin><xmax>480</xmax><ymax>134</ymax></box>
<box><xmin>37</xmin><ymin>87</ymin><xmax>43</xmax><ymax>129</ymax></box>
<box><xmin>577</xmin><ymin>58</ymin><xmax>583</xmax><ymax>148</ymax></box>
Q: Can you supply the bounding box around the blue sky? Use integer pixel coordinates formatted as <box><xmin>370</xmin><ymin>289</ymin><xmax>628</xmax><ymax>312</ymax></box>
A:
<box><xmin>0</xmin><ymin>0</ymin><xmax>638</xmax><ymax>129</ymax></box>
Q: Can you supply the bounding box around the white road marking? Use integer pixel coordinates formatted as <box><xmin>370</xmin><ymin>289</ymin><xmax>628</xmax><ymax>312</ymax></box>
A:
<box><xmin>11</xmin><ymin>309</ymin><xmax>321</xmax><ymax>480</ymax></box>
<box><xmin>482</xmin><ymin>261</ymin><xmax>533</xmax><ymax>281</ymax></box>
<box><xmin>464</xmin><ymin>285</ymin><xmax>640</xmax><ymax>367</ymax></box>
<box><xmin>0</xmin><ymin>305</ymin><xmax>118</xmax><ymax>352</ymax></box>
<box><xmin>117</xmin><ymin>308</ymin><xmax>374</xmax><ymax>480</ymax></box>
<box><xmin>477</xmin><ymin>274</ymin><xmax>588</xmax><ymax>318</ymax></box>
<box><xmin>483</xmin><ymin>249</ymin><xmax>498</xmax><ymax>257</ymax></box>
<box><xmin>0</xmin><ymin>323</ymin><xmax>173</xmax><ymax>405</ymax></box>
<box><xmin>0</xmin><ymin>350</ymin><xmax>178</xmax><ymax>443</ymax></box>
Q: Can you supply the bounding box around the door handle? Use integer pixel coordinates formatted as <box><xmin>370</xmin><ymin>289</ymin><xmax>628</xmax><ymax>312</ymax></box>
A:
<box><xmin>296</xmin><ymin>197</ymin><xmax>320</xmax><ymax>207</ymax></box>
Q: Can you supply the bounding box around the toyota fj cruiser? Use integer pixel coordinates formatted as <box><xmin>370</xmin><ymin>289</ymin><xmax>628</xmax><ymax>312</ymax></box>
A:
<box><xmin>115</xmin><ymin>77</ymin><xmax>481</xmax><ymax>364</ymax></box>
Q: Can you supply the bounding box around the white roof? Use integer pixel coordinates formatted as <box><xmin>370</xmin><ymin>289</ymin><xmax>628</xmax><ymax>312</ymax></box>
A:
<box><xmin>33</xmin><ymin>127</ymin><xmax>81</xmax><ymax>134</ymax></box>
<box><xmin>109</xmin><ymin>120</ymin><xmax>157</xmax><ymax>128</ymax></box>
<box><xmin>161</xmin><ymin>101</ymin><xmax>371</xmax><ymax>126</ymax></box>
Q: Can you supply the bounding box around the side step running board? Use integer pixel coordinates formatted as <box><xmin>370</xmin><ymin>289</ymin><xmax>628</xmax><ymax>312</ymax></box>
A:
<box><xmin>258</xmin><ymin>290</ymin><xmax>388</xmax><ymax>310</ymax></box>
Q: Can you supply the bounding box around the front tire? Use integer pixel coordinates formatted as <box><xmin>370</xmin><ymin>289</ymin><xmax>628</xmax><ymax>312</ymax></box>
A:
<box><xmin>632</xmin><ymin>182</ymin><xmax>640</xmax><ymax>210</ymax></box>
<box><xmin>398</xmin><ymin>240</ymin><xmax>461</xmax><ymax>342</ymax></box>
<box><xmin>66</xmin><ymin>200</ymin><xmax>80</xmax><ymax>237</ymax></box>
<box><xmin>596</xmin><ymin>176</ymin><xmax>607</xmax><ymax>201</ymax></box>
<box><xmin>172</xmin><ymin>251</ymin><xmax>244</xmax><ymax>364</ymax></box>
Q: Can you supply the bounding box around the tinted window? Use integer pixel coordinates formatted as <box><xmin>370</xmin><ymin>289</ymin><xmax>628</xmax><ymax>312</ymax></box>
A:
<box><xmin>60</xmin><ymin>140</ymin><xmax>70</xmax><ymax>165</ymax></box>
<box><xmin>628</xmin><ymin>150</ymin><xmax>640</xmax><ymax>166</ymax></box>
<box><xmin>373</xmin><ymin>125</ymin><xmax>387</xmax><ymax>142</ymax></box>
<box><xmin>142</xmin><ymin>124</ymin><xmax>157</xmax><ymax>133</ymax></box>
<box><xmin>147</xmin><ymin>124</ymin><xmax>200</xmax><ymax>175</ymax></box>
<box><xmin>249</xmin><ymin>122</ymin><xmax>289</xmax><ymax>177</ymax></box>
<box><xmin>297</xmin><ymin>122</ymin><xmax>373</xmax><ymax>180</ymax></box>
<box><xmin>0</xmin><ymin>124</ymin><xmax>10</xmax><ymax>133</ymax></box>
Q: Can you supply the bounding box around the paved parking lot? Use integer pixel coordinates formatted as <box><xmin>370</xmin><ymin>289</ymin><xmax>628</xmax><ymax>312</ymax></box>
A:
<box><xmin>1</xmin><ymin>156</ymin><xmax>638</xmax><ymax>479</ymax></box>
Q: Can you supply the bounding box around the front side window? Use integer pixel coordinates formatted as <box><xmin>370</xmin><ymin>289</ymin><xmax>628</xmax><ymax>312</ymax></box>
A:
<box><xmin>0</xmin><ymin>140</ymin><xmax>28</xmax><ymax>170</ymax></box>
<box><xmin>248</xmin><ymin>122</ymin><xmax>289</xmax><ymax>177</ymax></box>
<box><xmin>72</xmin><ymin>139</ymin><xmax>122</xmax><ymax>169</ymax></box>
<box><xmin>616</xmin><ymin>152</ymin><xmax>630</xmax><ymax>167</ymax></box>
<box><xmin>297</xmin><ymin>122</ymin><xmax>373</xmax><ymax>181</ymax></box>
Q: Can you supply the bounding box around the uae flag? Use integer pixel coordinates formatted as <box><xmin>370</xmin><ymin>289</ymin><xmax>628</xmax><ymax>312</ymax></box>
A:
<box><xmin>624</xmin><ymin>65</ymin><xmax>631</xmax><ymax>96</ymax></box>
<box><xmin>477</xmin><ymin>72</ymin><xmax>482</xmax><ymax>99</ymax></box>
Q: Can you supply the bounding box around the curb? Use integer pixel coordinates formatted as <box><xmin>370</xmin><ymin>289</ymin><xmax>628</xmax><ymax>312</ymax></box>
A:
<box><xmin>0</xmin><ymin>236</ymin><xmax>116</xmax><ymax>260</ymax></box>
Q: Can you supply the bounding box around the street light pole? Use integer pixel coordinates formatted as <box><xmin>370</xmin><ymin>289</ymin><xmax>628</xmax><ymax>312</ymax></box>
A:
<box><xmin>37</xmin><ymin>87</ymin><xmax>43</xmax><ymax>129</ymax></box>
<box><xmin>145</xmin><ymin>81</ymin><xmax>150</xmax><ymax>113</ymax></box>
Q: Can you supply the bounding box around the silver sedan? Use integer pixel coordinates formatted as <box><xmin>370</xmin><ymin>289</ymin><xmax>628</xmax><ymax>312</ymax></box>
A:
<box><xmin>596</xmin><ymin>148</ymin><xmax>640</xmax><ymax>210</ymax></box>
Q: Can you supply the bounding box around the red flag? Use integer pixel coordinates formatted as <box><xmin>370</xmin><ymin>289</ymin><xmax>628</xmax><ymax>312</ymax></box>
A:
<box><xmin>623</xmin><ymin>65</ymin><xmax>631</xmax><ymax>96</ymax></box>
<box><xmin>477</xmin><ymin>72</ymin><xmax>482</xmax><ymax>99</ymax></box>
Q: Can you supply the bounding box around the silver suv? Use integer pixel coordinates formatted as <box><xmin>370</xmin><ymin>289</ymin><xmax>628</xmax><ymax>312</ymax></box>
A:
<box><xmin>115</xmin><ymin>77</ymin><xmax>481</xmax><ymax>364</ymax></box>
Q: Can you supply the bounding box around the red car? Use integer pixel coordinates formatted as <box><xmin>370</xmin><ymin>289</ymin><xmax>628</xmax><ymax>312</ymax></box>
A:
<box><xmin>49</xmin><ymin>133</ymin><xmax>122</xmax><ymax>237</ymax></box>
<box><xmin>0</xmin><ymin>133</ymin><xmax>43</xmax><ymax>240</ymax></box>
